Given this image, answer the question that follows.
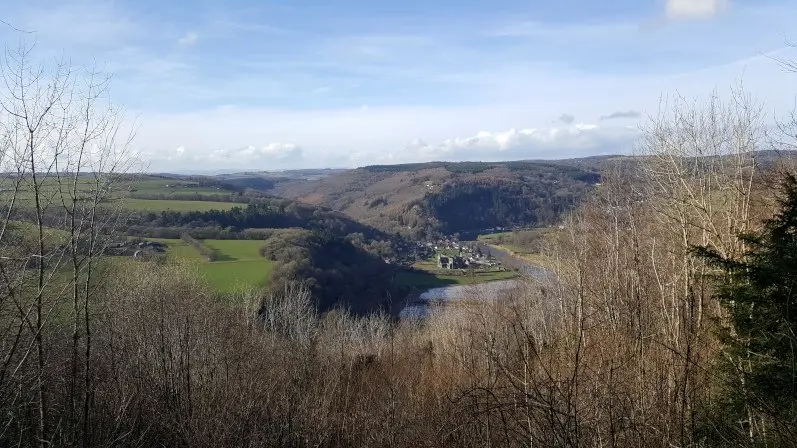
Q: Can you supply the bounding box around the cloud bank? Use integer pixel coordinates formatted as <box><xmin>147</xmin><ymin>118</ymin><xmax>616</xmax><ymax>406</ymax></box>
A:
<box><xmin>403</xmin><ymin>124</ymin><xmax>637</xmax><ymax>163</ymax></box>
<box><xmin>666</xmin><ymin>0</ymin><xmax>729</xmax><ymax>20</ymax></box>
<box><xmin>141</xmin><ymin>121</ymin><xmax>638</xmax><ymax>170</ymax></box>
<box><xmin>208</xmin><ymin>143</ymin><xmax>303</xmax><ymax>162</ymax></box>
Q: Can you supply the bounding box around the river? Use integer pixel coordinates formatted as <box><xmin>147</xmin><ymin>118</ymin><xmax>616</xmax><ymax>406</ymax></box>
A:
<box><xmin>399</xmin><ymin>243</ymin><xmax>554</xmax><ymax>320</ymax></box>
<box><xmin>399</xmin><ymin>279</ymin><xmax>520</xmax><ymax>319</ymax></box>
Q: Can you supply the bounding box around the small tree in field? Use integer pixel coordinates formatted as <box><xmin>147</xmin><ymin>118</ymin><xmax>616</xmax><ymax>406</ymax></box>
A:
<box><xmin>694</xmin><ymin>173</ymin><xmax>797</xmax><ymax>444</ymax></box>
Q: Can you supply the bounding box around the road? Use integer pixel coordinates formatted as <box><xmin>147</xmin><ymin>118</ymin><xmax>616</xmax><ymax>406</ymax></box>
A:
<box><xmin>471</xmin><ymin>241</ymin><xmax>553</xmax><ymax>282</ymax></box>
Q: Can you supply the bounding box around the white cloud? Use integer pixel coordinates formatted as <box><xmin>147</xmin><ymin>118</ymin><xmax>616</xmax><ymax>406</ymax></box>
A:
<box><xmin>178</xmin><ymin>31</ymin><xmax>198</xmax><ymax>46</ymax></box>
<box><xmin>666</xmin><ymin>0</ymin><xmax>729</xmax><ymax>20</ymax></box>
<box><xmin>403</xmin><ymin>124</ymin><xmax>637</xmax><ymax>162</ymax></box>
<box><xmin>208</xmin><ymin>143</ymin><xmax>303</xmax><ymax>163</ymax></box>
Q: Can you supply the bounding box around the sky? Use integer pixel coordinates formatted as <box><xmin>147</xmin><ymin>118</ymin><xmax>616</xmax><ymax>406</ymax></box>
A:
<box><xmin>2</xmin><ymin>0</ymin><xmax>797</xmax><ymax>171</ymax></box>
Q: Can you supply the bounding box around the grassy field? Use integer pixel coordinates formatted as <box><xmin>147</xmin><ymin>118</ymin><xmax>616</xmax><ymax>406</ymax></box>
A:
<box><xmin>120</xmin><ymin>198</ymin><xmax>239</xmax><ymax>212</ymax></box>
<box><xmin>2</xmin><ymin>176</ymin><xmax>241</xmax><ymax>209</ymax></box>
<box><xmin>151</xmin><ymin>238</ymin><xmax>273</xmax><ymax>292</ymax></box>
<box><xmin>130</xmin><ymin>178</ymin><xmax>234</xmax><ymax>197</ymax></box>
<box><xmin>395</xmin><ymin>259</ymin><xmax>517</xmax><ymax>289</ymax></box>
<box><xmin>477</xmin><ymin>231</ymin><xmax>514</xmax><ymax>242</ymax></box>
<box><xmin>482</xmin><ymin>242</ymin><xmax>555</xmax><ymax>270</ymax></box>
<box><xmin>395</xmin><ymin>269</ymin><xmax>517</xmax><ymax>289</ymax></box>
<box><xmin>478</xmin><ymin>228</ymin><xmax>557</xmax><ymax>269</ymax></box>
<box><xmin>203</xmin><ymin>240</ymin><xmax>264</xmax><ymax>260</ymax></box>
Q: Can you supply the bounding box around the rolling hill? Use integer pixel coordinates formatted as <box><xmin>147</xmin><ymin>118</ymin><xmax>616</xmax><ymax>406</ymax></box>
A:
<box><xmin>267</xmin><ymin>159</ymin><xmax>609</xmax><ymax>238</ymax></box>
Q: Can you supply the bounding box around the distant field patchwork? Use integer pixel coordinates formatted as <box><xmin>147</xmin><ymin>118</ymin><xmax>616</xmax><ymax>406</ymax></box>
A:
<box><xmin>2</xmin><ymin>176</ymin><xmax>242</xmax><ymax>209</ymax></box>
<box><xmin>151</xmin><ymin>238</ymin><xmax>273</xmax><ymax>292</ymax></box>
<box><xmin>121</xmin><ymin>198</ymin><xmax>239</xmax><ymax>212</ymax></box>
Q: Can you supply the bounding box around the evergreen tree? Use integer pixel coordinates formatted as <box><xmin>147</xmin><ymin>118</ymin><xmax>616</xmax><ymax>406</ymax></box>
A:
<box><xmin>694</xmin><ymin>173</ymin><xmax>797</xmax><ymax>443</ymax></box>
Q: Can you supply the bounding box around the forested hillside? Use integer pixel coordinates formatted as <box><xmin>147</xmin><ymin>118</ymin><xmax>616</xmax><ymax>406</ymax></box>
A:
<box><xmin>273</xmin><ymin>160</ymin><xmax>604</xmax><ymax>238</ymax></box>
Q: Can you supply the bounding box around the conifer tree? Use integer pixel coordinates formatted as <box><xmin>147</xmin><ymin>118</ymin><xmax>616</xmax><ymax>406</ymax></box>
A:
<box><xmin>695</xmin><ymin>173</ymin><xmax>797</xmax><ymax>443</ymax></box>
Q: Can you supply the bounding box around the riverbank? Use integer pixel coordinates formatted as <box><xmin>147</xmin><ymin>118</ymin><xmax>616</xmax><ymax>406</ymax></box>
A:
<box><xmin>399</xmin><ymin>244</ymin><xmax>555</xmax><ymax>319</ymax></box>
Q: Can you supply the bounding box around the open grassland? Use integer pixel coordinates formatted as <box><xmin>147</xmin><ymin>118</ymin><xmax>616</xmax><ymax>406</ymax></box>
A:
<box><xmin>120</xmin><ymin>198</ymin><xmax>238</xmax><ymax>212</ymax></box>
<box><xmin>150</xmin><ymin>238</ymin><xmax>272</xmax><ymax>292</ymax></box>
<box><xmin>203</xmin><ymin>239</ymin><xmax>264</xmax><ymax>261</ymax></box>
<box><xmin>198</xmin><ymin>260</ymin><xmax>272</xmax><ymax>292</ymax></box>
<box><xmin>481</xmin><ymin>242</ymin><xmax>556</xmax><ymax>270</ymax></box>
<box><xmin>148</xmin><ymin>238</ymin><xmax>204</xmax><ymax>261</ymax></box>
<box><xmin>477</xmin><ymin>231</ymin><xmax>514</xmax><ymax>242</ymax></box>
<box><xmin>129</xmin><ymin>178</ymin><xmax>235</xmax><ymax>197</ymax></box>
<box><xmin>478</xmin><ymin>228</ymin><xmax>558</xmax><ymax>269</ymax></box>
<box><xmin>1</xmin><ymin>175</ymin><xmax>241</xmax><ymax>207</ymax></box>
<box><xmin>395</xmin><ymin>269</ymin><xmax>517</xmax><ymax>289</ymax></box>
<box><xmin>395</xmin><ymin>259</ymin><xmax>517</xmax><ymax>289</ymax></box>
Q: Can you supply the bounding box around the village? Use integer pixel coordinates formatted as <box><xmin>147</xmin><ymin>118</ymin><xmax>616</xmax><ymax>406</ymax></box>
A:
<box><xmin>415</xmin><ymin>237</ymin><xmax>505</xmax><ymax>272</ymax></box>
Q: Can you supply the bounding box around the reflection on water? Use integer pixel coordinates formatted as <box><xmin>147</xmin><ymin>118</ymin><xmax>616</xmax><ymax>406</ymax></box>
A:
<box><xmin>399</xmin><ymin>279</ymin><xmax>519</xmax><ymax>319</ymax></box>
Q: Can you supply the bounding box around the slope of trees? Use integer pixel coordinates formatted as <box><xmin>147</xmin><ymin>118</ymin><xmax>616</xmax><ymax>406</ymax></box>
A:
<box><xmin>274</xmin><ymin>161</ymin><xmax>601</xmax><ymax>238</ymax></box>
<box><xmin>126</xmin><ymin>200</ymin><xmax>393</xmax><ymax>241</ymax></box>
<box><xmin>423</xmin><ymin>176</ymin><xmax>586</xmax><ymax>233</ymax></box>
<box><xmin>260</xmin><ymin>229</ymin><xmax>400</xmax><ymax>313</ymax></box>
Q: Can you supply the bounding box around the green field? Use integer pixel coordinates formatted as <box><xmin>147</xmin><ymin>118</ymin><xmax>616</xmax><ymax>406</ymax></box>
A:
<box><xmin>121</xmin><ymin>198</ymin><xmax>238</xmax><ymax>212</ymax></box>
<box><xmin>2</xmin><ymin>175</ymin><xmax>241</xmax><ymax>208</ymax></box>
<box><xmin>481</xmin><ymin>241</ymin><xmax>555</xmax><ymax>270</ymax></box>
<box><xmin>129</xmin><ymin>178</ymin><xmax>234</xmax><ymax>197</ymax></box>
<box><xmin>203</xmin><ymin>240</ymin><xmax>264</xmax><ymax>260</ymax></box>
<box><xmin>395</xmin><ymin>258</ymin><xmax>517</xmax><ymax>289</ymax></box>
<box><xmin>395</xmin><ymin>269</ymin><xmax>517</xmax><ymax>289</ymax></box>
<box><xmin>151</xmin><ymin>238</ymin><xmax>273</xmax><ymax>292</ymax></box>
<box><xmin>477</xmin><ymin>228</ymin><xmax>557</xmax><ymax>270</ymax></box>
<box><xmin>477</xmin><ymin>231</ymin><xmax>514</xmax><ymax>242</ymax></box>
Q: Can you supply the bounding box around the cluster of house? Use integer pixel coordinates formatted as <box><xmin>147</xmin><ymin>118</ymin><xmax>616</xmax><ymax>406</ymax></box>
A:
<box><xmin>105</xmin><ymin>240</ymin><xmax>166</xmax><ymax>258</ymax></box>
<box><xmin>429</xmin><ymin>239</ymin><xmax>500</xmax><ymax>270</ymax></box>
<box><xmin>437</xmin><ymin>254</ymin><xmax>498</xmax><ymax>270</ymax></box>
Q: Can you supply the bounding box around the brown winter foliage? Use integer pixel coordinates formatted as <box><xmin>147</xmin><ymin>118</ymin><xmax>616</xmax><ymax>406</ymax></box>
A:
<box><xmin>272</xmin><ymin>161</ymin><xmax>602</xmax><ymax>238</ymax></box>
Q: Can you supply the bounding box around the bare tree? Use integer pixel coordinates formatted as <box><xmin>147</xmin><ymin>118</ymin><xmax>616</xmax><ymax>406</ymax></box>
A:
<box><xmin>0</xmin><ymin>39</ymin><xmax>135</xmax><ymax>446</ymax></box>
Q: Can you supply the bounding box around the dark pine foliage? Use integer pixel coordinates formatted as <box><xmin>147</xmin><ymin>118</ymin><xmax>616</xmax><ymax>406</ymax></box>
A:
<box><xmin>694</xmin><ymin>173</ymin><xmax>797</xmax><ymax>442</ymax></box>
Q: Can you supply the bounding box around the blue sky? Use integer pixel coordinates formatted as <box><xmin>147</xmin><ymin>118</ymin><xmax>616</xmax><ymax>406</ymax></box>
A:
<box><xmin>2</xmin><ymin>0</ymin><xmax>797</xmax><ymax>171</ymax></box>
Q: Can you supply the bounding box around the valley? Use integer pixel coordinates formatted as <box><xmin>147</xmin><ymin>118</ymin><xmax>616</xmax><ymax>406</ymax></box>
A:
<box><xmin>3</xmin><ymin>164</ymin><xmax>572</xmax><ymax>315</ymax></box>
